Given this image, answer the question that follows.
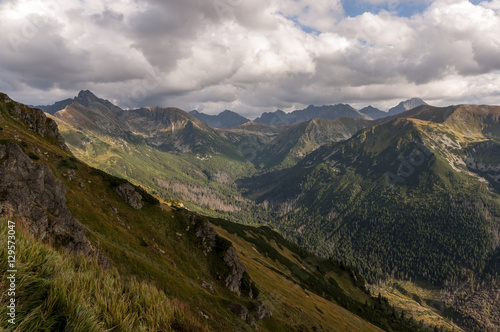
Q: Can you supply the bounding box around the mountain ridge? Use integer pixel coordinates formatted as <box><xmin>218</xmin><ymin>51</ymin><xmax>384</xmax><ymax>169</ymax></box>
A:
<box><xmin>37</xmin><ymin>90</ymin><xmax>430</xmax><ymax>129</ymax></box>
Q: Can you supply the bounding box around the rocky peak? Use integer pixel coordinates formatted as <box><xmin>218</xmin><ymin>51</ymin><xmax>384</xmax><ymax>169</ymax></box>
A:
<box><xmin>76</xmin><ymin>90</ymin><xmax>99</xmax><ymax>102</ymax></box>
<box><xmin>73</xmin><ymin>90</ymin><xmax>123</xmax><ymax>115</ymax></box>
<box><xmin>33</xmin><ymin>90</ymin><xmax>123</xmax><ymax>116</ymax></box>
<box><xmin>388</xmin><ymin>98</ymin><xmax>428</xmax><ymax>115</ymax></box>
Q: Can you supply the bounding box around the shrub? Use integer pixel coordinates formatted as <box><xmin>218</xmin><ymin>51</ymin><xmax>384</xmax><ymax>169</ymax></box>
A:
<box><xmin>27</xmin><ymin>152</ymin><xmax>40</xmax><ymax>160</ymax></box>
<box><xmin>59</xmin><ymin>157</ymin><xmax>78</xmax><ymax>169</ymax></box>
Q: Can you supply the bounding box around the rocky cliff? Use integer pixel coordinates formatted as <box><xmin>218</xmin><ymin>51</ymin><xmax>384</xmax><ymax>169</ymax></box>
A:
<box><xmin>2</xmin><ymin>93</ymin><xmax>69</xmax><ymax>152</ymax></box>
<box><xmin>0</xmin><ymin>143</ymin><xmax>90</xmax><ymax>255</ymax></box>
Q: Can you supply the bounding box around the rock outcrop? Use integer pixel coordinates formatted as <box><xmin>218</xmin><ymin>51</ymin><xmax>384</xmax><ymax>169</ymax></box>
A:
<box><xmin>113</xmin><ymin>183</ymin><xmax>144</xmax><ymax>209</ymax></box>
<box><xmin>228</xmin><ymin>303</ymin><xmax>256</xmax><ymax>328</ymax></box>
<box><xmin>190</xmin><ymin>215</ymin><xmax>259</xmax><ymax>298</ymax></box>
<box><xmin>1</xmin><ymin>93</ymin><xmax>69</xmax><ymax>151</ymax></box>
<box><xmin>256</xmin><ymin>301</ymin><xmax>272</xmax><ymax>320</ymax></box>
<box><xmin>194</xmin><ymin>217</ymin><xmax>218</xmax><ymax>255</ymax></box>
<box><xmin>223</xmin><ymin>246</ymin><xmax>250</xmax><ymax>295</ymax></box>
<box><xmin>0</xmin><ymin>143</ymin><xmax>90</xmax><ymax>255</ymax></box>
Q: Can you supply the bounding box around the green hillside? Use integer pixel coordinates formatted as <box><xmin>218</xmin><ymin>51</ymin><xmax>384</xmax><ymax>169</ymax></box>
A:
<box><xmin>254</xmin><ymin>117</ymin><xmax>372</xmax><ymax>169</ymax></box>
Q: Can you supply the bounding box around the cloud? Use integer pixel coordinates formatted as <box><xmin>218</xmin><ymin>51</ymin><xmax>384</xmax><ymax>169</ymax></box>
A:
<box><xmin>0</xmin><ymin>0</ymin><xmax>499</xmax><ymax>116</ymax></box>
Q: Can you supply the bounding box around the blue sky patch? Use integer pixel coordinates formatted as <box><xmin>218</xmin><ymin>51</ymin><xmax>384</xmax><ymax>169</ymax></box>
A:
<box><xmin>342</xmin><ymin>0</ymin><xmax>431</xmax><ymax>18</ymax></box>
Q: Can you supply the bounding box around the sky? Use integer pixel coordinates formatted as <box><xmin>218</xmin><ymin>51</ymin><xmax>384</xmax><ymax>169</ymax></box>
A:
<box><xmin>1</xmin><ymin>0</ymin><xmax>500</xmax><ymax>118</ymax></box>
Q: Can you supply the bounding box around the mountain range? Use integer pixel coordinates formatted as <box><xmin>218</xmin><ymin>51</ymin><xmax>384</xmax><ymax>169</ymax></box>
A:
<box><xmin>6</xmin><ymin>89</ymin><xmax>500</xmax><ymax>331</ymax></box>
<box><xmin>183</xmin><ymin>98</ymin><xmax>428</xmax><ymax>128</ymax></box>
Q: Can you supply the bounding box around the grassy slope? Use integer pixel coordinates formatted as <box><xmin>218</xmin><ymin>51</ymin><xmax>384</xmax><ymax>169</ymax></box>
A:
<box><xmin>372</xmin><ymin>281</ymin><xmax>465</xmax><ymax>332</ymax></box>
<box><xmin>0</xmin><ymin>218</ymin><xmax>203</xmax><ymax>332</ymax></box>
<box><xmin>210</xmin><ymin>220</ymin><xmax>381</xmax><ymax>332</ymax></box>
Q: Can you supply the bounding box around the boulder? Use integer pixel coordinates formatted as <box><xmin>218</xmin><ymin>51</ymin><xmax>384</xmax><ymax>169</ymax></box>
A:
<box><xmin>228</xmin><ymin>303</ymin><xmax>256</xmax><ymax>328</ymax></box>
<box><xmin>113</xmin><ymin>183</ymin><xmax>144</xmax><ymax>209</ymax></box>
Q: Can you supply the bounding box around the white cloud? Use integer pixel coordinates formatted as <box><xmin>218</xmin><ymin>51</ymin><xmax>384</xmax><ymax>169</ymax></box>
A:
<box><xmin>0</xmin><ymin>0</ymin><xmax>499</xmax><ymax>116</ymax></box>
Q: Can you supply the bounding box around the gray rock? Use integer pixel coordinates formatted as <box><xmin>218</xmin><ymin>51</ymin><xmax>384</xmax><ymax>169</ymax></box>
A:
<box><xmin>223</xmin><ymin>246</ymin><xmax>249</xmax><ymax>296</ymax></box>
<box><xmin>195</xmin><ymin>218</ymin><xmax>218</xmax><ymax>256</ymax></box>
<box><xmin>256</xmin><ymin>301</ymin><xmax>272</xmax><ymax>320</ymax></box>
<box><xmin>113</xmin><ymin>183</ymin><xmax>144</xmax><ymax>209</ymax></box>
<box><xmin>201</xmin><ymin>280</ymin><xmax>214</xmax><ymax>294</ymax></box>
<box><xmin>63</xmin><ymin>169</ymin><xmax>76</xmax><ymax>181</ymax></box>
<box><xmin>228</xmin><ymin>303</ymin><xmax>256</xmax><ymax>328</ymax></box>
<box><xmin>0</xmin><ymin>143</ymin><xmax>89</xmax><ymax>255</ymax></box>
<box><xmin>192</xmin><ymin>215</ymin><xmax>263</xmax><ymax>300</ymax></box>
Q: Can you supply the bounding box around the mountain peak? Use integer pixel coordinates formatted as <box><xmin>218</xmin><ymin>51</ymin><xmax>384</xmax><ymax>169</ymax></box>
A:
<box><xmin>359</xmin><ymin>105</ymin><xmax>387</xmax><ymax>120</ymax></box>
<box><xmin>77</xmin><ymin>90</ymin><xmax>98</xmax><ymax>100</ymax></box>
<box><xmin>189</xmin><ymin>109</ymin><xmax>250</xmax><ymax>129</ymax></box>
<box><xmin>388</xmin><ymin>98</ymin><xmax>428</xmax><ymax>115</ymax></box>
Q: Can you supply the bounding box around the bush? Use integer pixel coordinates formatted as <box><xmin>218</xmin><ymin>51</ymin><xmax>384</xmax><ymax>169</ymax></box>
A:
<box><xmin>90</xmin><ymin>167</ymin><xmax>128</xmax><ymax>188</ymax></box>
<box><xmin>135</xmin><ymin>186</ymin><xmax>160</xmax><ymax>206</ymax></box>
<box><xmin>27</xmin><ymin>152</ymin><xmax>40</xmax><ymax>161</ymax></box>
<box><xmin>59</xmin><ymin>157</ymin><xmax>78</xmax><ymax>169</ymax></box>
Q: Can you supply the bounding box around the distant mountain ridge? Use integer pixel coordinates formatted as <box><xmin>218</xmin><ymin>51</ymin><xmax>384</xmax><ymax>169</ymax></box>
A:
<box><xmin>253</xmin><ymin>104</ymin><xmax>371</xmax><ymax>126</ymax></box>
<box><xmin>52</xmin><ymin>91</ymin><xmax>242</xmax><ymax>156</ymax></box>
<box><xmin>254</xmin><ymin>117</ymin><xmax>372</xmax><ymax>169</ymax></box>
<box><xmin>189</xmin><ymin>109</ymin><xmax>250</xmax><ymax>129</ymax></box>
<box><xmin>37</xmin><ymin>91</ymin><xmax>429</xmax><ymax>129</ymax></box>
